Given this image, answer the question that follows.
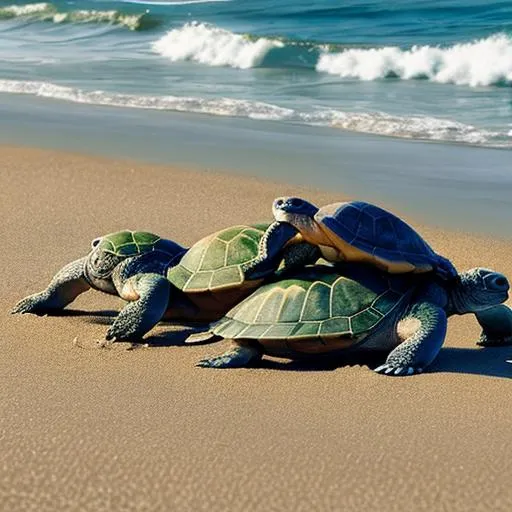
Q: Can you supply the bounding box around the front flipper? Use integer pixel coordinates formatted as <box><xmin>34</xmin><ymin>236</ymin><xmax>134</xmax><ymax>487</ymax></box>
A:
<box><xmin>12</xmin><ymin>257</ymin><xmax>90</xmax><ymax>315</ymax></box>
<box><xmin>375</xmin><ymin>302</ymin><xmax>447</xmax><ymax>376</ymax></box>
<box><xmin>475</xmin><ymin>305</ymin><xmax>512</xmax><ymax>347</ymax></box>
<box><xmin>242</xmin><ymin>222</ymin><xmax>299</xmax><ymax>279</ymax></box>
<box><xmin>197</xmin><ymin>341</ymin><xmax>263</xmax><ymax>368</ymax></box>
<box><xmin>106</xmin><ymin>273</ymin><xmax>170</xmax><ymax>342</ymax></box>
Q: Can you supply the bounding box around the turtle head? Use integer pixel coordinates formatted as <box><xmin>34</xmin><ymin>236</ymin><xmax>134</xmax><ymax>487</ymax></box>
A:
<box><xmin>272</xmin><ymin>197</ymin><xmax>321</xmax><ymax>238</ymax></box>
<box><xmin>273</xmin><ymin>197</ymin><xmax>319</xmax><ymax>220</ymax></box>
<box><xmin>91</xmin><ymin>237</ymin><xmax>102</xmax><ymax>249</ymax></box>
<box><xmin>449</xmin><ymin>268</ymin><xmax>509</xmax><ymax>315</ymax></box>
<box><xmin>85</xmin><ymin>236</ymin><xmax>125</xmax><ymax>292</ymax></box>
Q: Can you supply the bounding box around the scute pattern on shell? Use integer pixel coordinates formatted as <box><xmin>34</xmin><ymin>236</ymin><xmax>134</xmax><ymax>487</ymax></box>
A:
<box><xmin>168</xmin><ymin>224</ymin><xmax>269</xmax><ymax>293</ymax></box>
<box><xmin>319</xmin><ymin>202</ymin><xmax>446</xmax><ymax>270</ymax></box>
<box><xmin>99</xmin><ymin>231</ymin><xmax>164</xmax><ymax>257</ymax></box>
<box><xmin>212</xmin><ymin>265</ymin><xmax>412</xmax><ymax>344</ymax></box>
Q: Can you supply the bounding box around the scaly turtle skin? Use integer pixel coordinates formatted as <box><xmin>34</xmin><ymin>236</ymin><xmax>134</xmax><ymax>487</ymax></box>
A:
<box><xmin>197</xmin><ymin>264</ymin><xmax>511</xmax><ymax>376</ymax></box>
<box><xmin>12</xmin><ymin>225</ymin><xmax>317</xmax><ymax>342</ymax></box>
<box><xmin>270</xmin><ymin>197</ymin><xmax>457</xmax><ymax>279</ymax></box>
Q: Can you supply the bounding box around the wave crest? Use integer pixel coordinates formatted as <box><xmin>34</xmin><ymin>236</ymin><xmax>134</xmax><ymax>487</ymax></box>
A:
<box><xmin>0</xmin><ymin>2</ymin><xmax>160</xmax><ymax>31</ymax></box>
<box><xmin>317</xmin><ymin>34</ymin><xmax>512</xmax><ymax>87</ymax></box>
<box><xmin>152</xmin><ymin>22</ymin><xmax>284</xmax><ymax>69</ymax></box>
<box><xmin>153</xmin><ymin>23</ymin><xmax>512</xmax><ymax>87</ymax></box>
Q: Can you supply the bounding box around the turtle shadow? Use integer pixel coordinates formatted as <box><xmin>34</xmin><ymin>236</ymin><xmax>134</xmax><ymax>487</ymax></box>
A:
<box><xmin>246</xmin><ymin>348</ymin><xmax>512</xmax><ymax>378</ymax></box>
<box><xmin>143</xmin><ymin>324</ymin><xmax>212</xmax><ymax>348</ymax></box>
<box><xmin>44</xmin><ymin>309</ymin><xmax>118</xmax><ymax>318</ymax></box>
<box><xmin>430</xmin><ymin>346</ymin><xmax>512</xmax><ymax>379</ymax></box>
<box><xmin>256</xmin><ymin>353</ymin><xmax>383</xmax><ymax>373</ymax></box>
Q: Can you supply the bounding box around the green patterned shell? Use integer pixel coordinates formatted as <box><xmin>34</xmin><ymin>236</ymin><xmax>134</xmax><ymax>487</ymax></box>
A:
<box><xmin>212</xmin><ymin>265</ymin><xmax>412</xmax><ymax>344</ymax></box>
<box><xmin>98</xmin><ymin>230</ymin><xmax>181</xmax><ymax>257</ymax></box>
<box><xmin>168</xmin><ymin>224</ymin><xmax>270</xmax><ymax>293</ymax></box>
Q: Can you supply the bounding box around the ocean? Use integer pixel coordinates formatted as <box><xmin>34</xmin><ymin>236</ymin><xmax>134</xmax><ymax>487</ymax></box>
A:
<box><xmin>1</xmin><ymin>0</ymin><xmax>511</xmax><ymax>148</ymax></box>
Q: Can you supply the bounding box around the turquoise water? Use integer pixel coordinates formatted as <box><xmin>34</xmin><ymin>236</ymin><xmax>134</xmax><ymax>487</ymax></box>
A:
<box><xmin>1</xmin><ymin>0</ymin><xmax>511</xmax><ymax>147</ymax></box>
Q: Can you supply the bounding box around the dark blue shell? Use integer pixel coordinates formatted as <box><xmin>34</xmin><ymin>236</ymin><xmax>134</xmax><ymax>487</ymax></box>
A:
<box><xmin>320</xmin><ymin>202</ymin><xmax>457</xmax><ymax>279</ymax></box>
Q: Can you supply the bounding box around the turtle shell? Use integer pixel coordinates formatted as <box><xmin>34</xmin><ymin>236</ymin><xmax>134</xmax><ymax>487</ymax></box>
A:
<box><xmin>212</xmin><ymin>264</ymin><xmax>413</xmax><ymax>354</ymax></box>
<box><xmin>168</xmin><ymin>224</ymin><xmax>270</xmax><ymax>293</ymax></box>
<box><xmin>98</xmin><ymin>230</ymin><xmax>182</xmax><ymax>258</ymax></box>
<box><xmin>316</xmin><ymin>202</ymin><xmax>456</xmax><ymax>278</ymax></box>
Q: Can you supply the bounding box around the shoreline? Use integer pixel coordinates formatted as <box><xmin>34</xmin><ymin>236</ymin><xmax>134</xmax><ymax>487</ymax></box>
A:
<box><xmin>1</xmin><ymin>93</ymin><xmax>512</xmax><ymax>237</ymax></box>
<box><xmin>2</xmin><ymin>144</ymin><xmax>512</xmax><ymax>511</ymax></box>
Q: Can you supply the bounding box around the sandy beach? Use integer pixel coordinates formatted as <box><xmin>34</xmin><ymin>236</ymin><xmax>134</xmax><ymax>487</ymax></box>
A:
<box><xmin>1</xmin><ymin>145</ymin><xmax>511</xmax><ymax>511</ymax></box>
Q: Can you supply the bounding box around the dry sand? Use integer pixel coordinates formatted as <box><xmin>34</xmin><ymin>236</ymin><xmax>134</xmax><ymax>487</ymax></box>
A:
<box><xmin>1</xmin><ymin>145</ymin><xmax>511</xmax><ymax>511</ymax></box>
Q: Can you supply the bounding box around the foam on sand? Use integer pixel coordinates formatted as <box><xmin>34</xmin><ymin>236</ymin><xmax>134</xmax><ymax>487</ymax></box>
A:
<box><xmin>1</xmin><ymin>79</ymin><xmax>509</xmax><ymax>147</ymax></box>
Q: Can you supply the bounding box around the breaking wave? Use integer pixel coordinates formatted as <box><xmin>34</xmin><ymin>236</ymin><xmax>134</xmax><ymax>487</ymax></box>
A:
<box><xmin>317</xmin><ymin>34</ymin><xmax>512</xmax><ymax>87</ymax></box>
<box><xmin>0</xmin><ymin>2</ymin><xmax>161</xmax><ymax>31</ymax></box>
<box><xmin>1</xmin><ymin>79</ymin><xmax>509</xmax><ymax>147</ymax></box>
<box><xmin>152</xmin><ymin>22</ymin><xmax>285</xmax><ymax>69</ymax></box>
<box><xmin>153</xmin><ymin>24</ymin><xmax>512</xmax><ymax>87</ymax></box>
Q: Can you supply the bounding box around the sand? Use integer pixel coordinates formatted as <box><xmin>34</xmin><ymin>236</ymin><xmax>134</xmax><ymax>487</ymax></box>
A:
<box><xmin>1</xmin><ymin>145</ymin><xmax>511</xmax><ymax>511</ymax></box>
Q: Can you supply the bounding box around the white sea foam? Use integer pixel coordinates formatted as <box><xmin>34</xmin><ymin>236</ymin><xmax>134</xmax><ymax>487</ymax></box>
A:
<box><xmin>152</xmin><ymin>22</ymin><xmax>283</xmax><ymax>69</ymax></box>
<box><xmin>0</xmin><ymin>2</ymin><xmax>52</xmax><ymax>17</ymax></box>
<box><xmin>0</xmin><ymin>79</ymin><xmax>294</xmax><ymax>120</ymax></box>
<box><xmin>0</xmin><ymin>79</ymin><xmax>509</xmax><ymax>147</ymax></box>
<box><xmin>317</xmin><ymin>34</ymin><xmax>512</xmax><ymax>87</ymax></box>
<box><xmin>0</xmin><ymin>3</ymin><xmax>150</xmax><ymax>30</ymax></box>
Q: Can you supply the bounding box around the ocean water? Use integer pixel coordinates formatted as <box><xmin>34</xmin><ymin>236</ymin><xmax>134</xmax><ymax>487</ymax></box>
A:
<box><xmin>0</xmin><ymin>0</ymin><xmax>511</xmax><ymax>148</ymax></box>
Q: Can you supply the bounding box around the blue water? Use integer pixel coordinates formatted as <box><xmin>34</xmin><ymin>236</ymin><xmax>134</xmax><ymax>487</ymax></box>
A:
<box><xmin>0</xmin><ymin>0</ymin><xmax>511</xmax><ymax>147</ymax></box>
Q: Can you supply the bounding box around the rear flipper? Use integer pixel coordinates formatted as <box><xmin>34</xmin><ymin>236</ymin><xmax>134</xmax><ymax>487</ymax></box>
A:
<box><xmin>11</xmin><ymin>257</ymin><xmax>90</xmax><ymax>315</ymax></box>
<box><xmin>197</xmin><ymin>341</ymin><xmax>263</xmax><ymax>368</ymax></box>
<box><xmin>375</xmin><ymin>302</ymin><xmax>447</xmax><ymax>376</ymax></box>
<box><xmin>185</xmin><ymin>331</ymin><xmax>223</xmax><ymax>345</ymax></box>
<box><xmin>106</xmin><ymin>273</ymin><xmax>170</xmax><ymax>342</ymax></box>
<box><xmin>475</xmin><ymin>305</ymin><xmax>512</xmax><ymax>346</ymax></box>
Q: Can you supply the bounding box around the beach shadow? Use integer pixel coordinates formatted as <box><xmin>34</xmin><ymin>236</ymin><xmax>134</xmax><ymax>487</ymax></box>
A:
<box><xmin>44</xmin><ymin>308</ymin><xmax>118</xmax><ymax>318</ymax></box>
<box><xmin>249</xmin><ymin>352</ymin><xmax>384</xmax><ymax>373</ymax></box>
<box><xmin>231</xmin><ymin>347</ymin><xmax>512</xmax><ymax>378</ymax></box>
<box><xmin>430</xmin><ymin>346</ymin><xmax>512</xmax><ymax>379</ymax></box>
<box><xmin>144</xmin><ymin>323</ymin><xmax>212</xmax><ymax>348</ymax></box>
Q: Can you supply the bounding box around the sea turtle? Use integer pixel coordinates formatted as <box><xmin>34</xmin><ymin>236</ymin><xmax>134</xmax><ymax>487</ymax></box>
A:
<box><xmin>195</xmin><ymin>263</ymin><xmax>510</xmax><ymax>375</ymax></box>
<box><xmin>12</xmin><ymin>224</ymin><xmax>316</xmax><ymax>342</ymax></box>
<box><xmin>267</xmin><ymin>197</ymin><xmax>457</xmax><ymax>278</ymax></box>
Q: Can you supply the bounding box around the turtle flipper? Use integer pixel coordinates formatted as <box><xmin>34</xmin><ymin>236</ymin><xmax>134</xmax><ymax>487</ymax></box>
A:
<box><xmin>197</xmin><ymin>342</ymin><xmax>263</xmax><ymax>368</ymax></box>
<box><xmin>375</xmin><ymin>302</ymin><xmax>447</xmax><ymax>376</ymax></box>
<box><xmin>12</xmin><ymin>257</ymin><xmax>90</xmax><ymax>315</ymax></box>
<box><xmin>242</xmin><ymin>222</ymin><xmax>298</xmax><ymax>279</ymax></box>
<box><xmin>106</xmin><ymin>273</ymin><xmax>170</xmax><ymax>342</ymax></box>
<box><xmin>475</xmin><ymin>305</ymin><xmax>512</xmax><ymax>347</ymax></box>
<box><xmin>436</xmin><ymin>255</ymin><xmax>458</xmax><ymax>280</ymax></box>
<box><xmin>185</xmin><ymin>331</ymin><xmax>222</xmax><ymax>344</ymax></box>
<box><xmin>278</xmin><ymin>242</ymin><xmax>321</xmax><ymax>274</ymax></box>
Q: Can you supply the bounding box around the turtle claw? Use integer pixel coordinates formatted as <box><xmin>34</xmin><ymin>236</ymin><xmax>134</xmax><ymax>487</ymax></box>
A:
<box><xmin>374</xmin><ymin>364</ymin><xmax>422</xmax><ymax>376</ymax></box>
<box><xmin>196</xmin><ymin>347</ymin><xmax>260</xmax><ymax>369</ymax></box>
<box><xmin>196</xmin><ymin>354</ymin><xmax>236</xmax><ymax>368</ymax></box>
<box><xmin>477</xmin><ymin>332</ymin><xmax>512</xmax><ymax>347</ymax></box>
<box><xmin>11</xmin><ymin>294</ymin><xmax>51</xmax><ymax>315</ymax></box>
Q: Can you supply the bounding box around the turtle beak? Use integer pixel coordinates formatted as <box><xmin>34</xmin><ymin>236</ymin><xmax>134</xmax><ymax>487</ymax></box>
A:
<box><xmin>272</xmin><ymin>197</ymin><xmax>319</xmax><ymax>220</ymax></box>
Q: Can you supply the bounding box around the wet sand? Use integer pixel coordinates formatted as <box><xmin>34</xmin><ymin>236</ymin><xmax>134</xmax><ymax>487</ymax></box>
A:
<box><xmin>1</xmin><ymin>145</ymin><xmax>511</xmax><ymax>511</ymax></box>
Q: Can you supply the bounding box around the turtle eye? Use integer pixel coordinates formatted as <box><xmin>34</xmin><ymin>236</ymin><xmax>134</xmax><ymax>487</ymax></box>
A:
<box><xmin>91</xmin><ymin>237</ymin><xmax>102</xmax><ymax>249</ymax></box>
<box><xmin>274</xmin><ymin>198</ymin><xmax>284</xmax><ymax>207</ymax></box>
